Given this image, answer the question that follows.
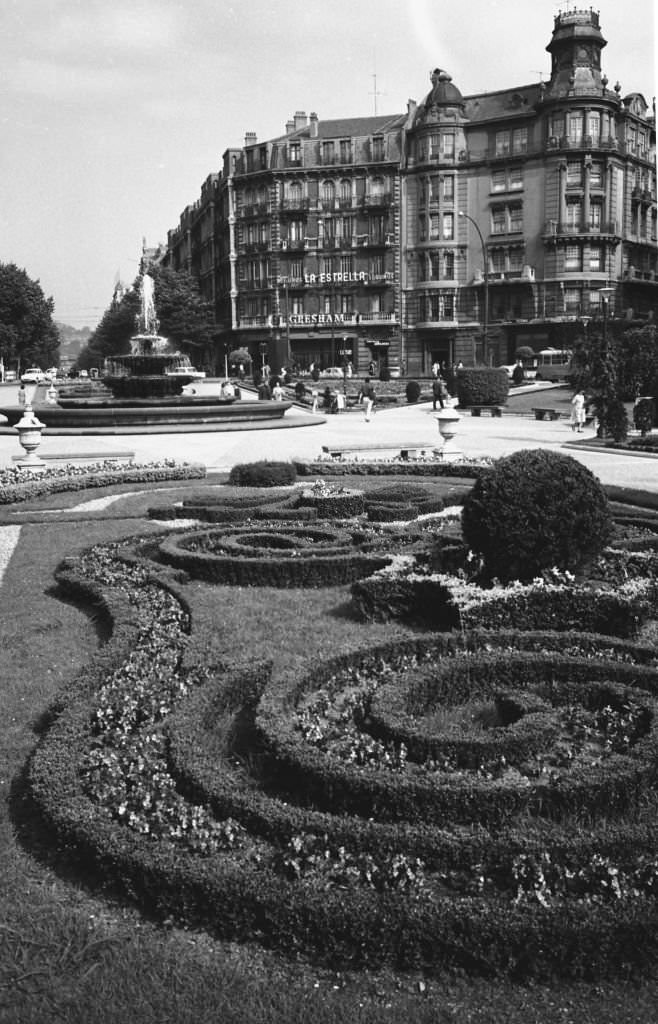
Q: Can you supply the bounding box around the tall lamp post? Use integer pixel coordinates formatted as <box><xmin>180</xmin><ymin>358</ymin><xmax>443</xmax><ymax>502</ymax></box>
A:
<box><xmin>459</xmin><ymin>210</ymin><xmax>489</xmax><ymax>366</ymax></box>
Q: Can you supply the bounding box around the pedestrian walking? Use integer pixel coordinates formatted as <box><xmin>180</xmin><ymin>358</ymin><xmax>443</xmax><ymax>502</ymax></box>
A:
<box><xmin>432</xmin><ymin>377</ymin><xmax>445</xmax><ymax>410</ymax></box>
<box><xmin>570</xmin><ymin>389</ymin><xmax>586</xmax><ymax>432</ymax></box>
<box><xmin>358</xmin><ymin>377</ymin><xmax>376</xmax><ymax>421</ymax></box>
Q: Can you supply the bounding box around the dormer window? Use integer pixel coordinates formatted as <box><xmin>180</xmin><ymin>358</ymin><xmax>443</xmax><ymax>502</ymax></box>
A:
<box><xmin>372</xmin><ymin>136</ymin><xmax>385</xmax><ymax>160</ymax></box>
<box><xmin>288</xmin><ymin>142</ymin><xmax>301</xmax><ymax>165</ymax></box>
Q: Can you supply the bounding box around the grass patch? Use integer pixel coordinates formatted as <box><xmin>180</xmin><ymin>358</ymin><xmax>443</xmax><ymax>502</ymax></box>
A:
<box><xmin>2</xmin><ymin>478</ymin><xmax>658</xmax><ymax>1021</ymax></box>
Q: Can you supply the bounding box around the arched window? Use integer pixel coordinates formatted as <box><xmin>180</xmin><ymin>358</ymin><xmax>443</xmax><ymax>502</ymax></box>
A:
<box><xmin>288</xmin><ymin>180</ymin><xmax>302</xmax><ymax>203</ymax></box>
<box><xmin>339</xmin><ymin>179</ymin><xmax>352</xmax><ymax>203</ymax></box>
<box><xmin>321</xmin><ymin>180</ymin><xmax>335</xmax><ymax>202</ymax></box>
<box><xmin>370</xmin><ymin>176</ymin><xmax>385</xmax><ymax>196</ymax></box>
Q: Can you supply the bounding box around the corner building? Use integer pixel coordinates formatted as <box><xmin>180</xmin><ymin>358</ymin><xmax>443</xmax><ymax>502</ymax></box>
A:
<box><xmin>164</xmin><ymin>9</ymin><xmax>656</xmax><ymax>376</ymax></box>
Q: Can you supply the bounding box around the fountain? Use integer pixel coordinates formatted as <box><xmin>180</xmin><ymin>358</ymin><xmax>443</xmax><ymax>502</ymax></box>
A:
<box><xmin>0</xmin><ymin>270</ymin><xmax>293</xmax><ymax>434</ymax></box>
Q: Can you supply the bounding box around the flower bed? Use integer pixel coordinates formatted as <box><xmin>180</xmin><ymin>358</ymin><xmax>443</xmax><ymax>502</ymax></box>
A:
<box><xmin>0</xmin><ymin>459</ymin><xmax>205</xmax><ymax>505</ymax></box>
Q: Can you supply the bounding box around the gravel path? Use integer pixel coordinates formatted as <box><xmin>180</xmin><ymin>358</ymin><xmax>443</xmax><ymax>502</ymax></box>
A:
<box><xmin>0</xmin><ymin>525</ymin><xmax>21</xmax><ymax>586</ymax></box>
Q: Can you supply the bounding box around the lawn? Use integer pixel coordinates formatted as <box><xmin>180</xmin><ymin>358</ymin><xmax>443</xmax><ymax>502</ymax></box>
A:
<box><xmin>1</xmin><ymin>471</ymin><xmax>658</xmax><ymax>1024</ymax></box>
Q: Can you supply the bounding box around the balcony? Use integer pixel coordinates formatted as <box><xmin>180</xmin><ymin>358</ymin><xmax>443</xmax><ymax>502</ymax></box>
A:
<box><xmin>358</xmin><ymin>311</ymin><xmax>398</xmax><ymax>323</ymax></box>
<box><xmin>361</xmin><ymin>192</ymin><xmax>392</xmax><ymax>207</ymax></box>
<box><xmin>240</xmin><ymin>202</ymin><xmax>270</xmax><ymax>218</ymax></box>
<box><xmin>280</xmin><ymin>197</ymin><xmax>310</xmax><ymax>212</ymax></box>
<box><xmin>279</xmin><ymin>238</ymin><xmax>306</xmax><ymax>251</ymax></box>
<box><xmin>543</xmin><ymin>220</ymin><xmax>620</xmax><ymax>239</ymax></box>
<box><xmin>239</xmin><ymin>315</ymin><xmax>273</xmax><ymax>329</ymax></box>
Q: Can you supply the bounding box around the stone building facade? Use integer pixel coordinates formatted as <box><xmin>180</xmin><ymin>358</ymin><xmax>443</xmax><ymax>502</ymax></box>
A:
<box><xmin>164</xmin><ymin>9</ymin><xmax>657</xmax><ymax>376</ymax></box>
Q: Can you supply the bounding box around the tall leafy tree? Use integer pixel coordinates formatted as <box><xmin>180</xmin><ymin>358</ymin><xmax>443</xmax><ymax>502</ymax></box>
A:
<box><xmin>0</xmin><ymin>262</ymin><xmax>59</xmax><ymax>371</ymax></box>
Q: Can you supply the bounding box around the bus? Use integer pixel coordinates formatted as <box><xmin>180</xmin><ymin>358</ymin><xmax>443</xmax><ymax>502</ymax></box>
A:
<box><xmin>534</xmin><ymin>348</ymin><xmax>573</xmax><ymax>382</ymax></box>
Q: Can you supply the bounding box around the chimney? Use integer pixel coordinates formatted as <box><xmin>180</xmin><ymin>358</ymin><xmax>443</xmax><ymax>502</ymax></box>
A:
<box><xmin>244</xmin><ymin>131</ymin><xmax>257</xmax><ymax>147</ymax></box>
<box><xmin>309</xmin><ymin>112</ymin><xmax>318</xmax><ymax>137</ymax></box>
<box><xmin>286</xmin><ymin>119</ymin><xmax>295</xmax><ymax>134</ymax></box>
<box><xmin>294</xmin><ymin>110</ymin><xmax>308</xmax><ymax>131</ymax></box>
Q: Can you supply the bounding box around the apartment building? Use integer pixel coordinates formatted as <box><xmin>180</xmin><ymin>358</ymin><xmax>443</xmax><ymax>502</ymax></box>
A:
<box><xmin>165</xmin><ymin>9</ymin><xmax>656</xmax><ymax>376</ymax></box>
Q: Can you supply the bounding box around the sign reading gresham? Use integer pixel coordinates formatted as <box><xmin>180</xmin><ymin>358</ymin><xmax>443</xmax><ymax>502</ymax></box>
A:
<box><xmin>287</xmin><ymin>313</ymin><xmax>353</xmax><ymax>326</ymax></box>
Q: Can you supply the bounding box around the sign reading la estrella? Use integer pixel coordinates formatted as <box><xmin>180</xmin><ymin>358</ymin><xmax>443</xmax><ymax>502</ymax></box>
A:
<box><xmin>303</xmin><ymin>271</ymin><xmax>368</xmax><ymax>284</ymax></box>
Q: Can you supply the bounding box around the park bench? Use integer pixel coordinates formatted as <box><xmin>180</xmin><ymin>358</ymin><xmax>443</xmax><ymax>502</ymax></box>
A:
<box><xmin>322</xmin><ymin>443</ymin><xmax>437</xmax><ymax>461</ymax></box>
<box><xmin>532</xmin><ymin>407</ymin><xmax>562</xmax><ymax>421</ymax></box>
<box><xmin>465</xmin><ymin>405</ymin><xmax>503</xmax><ymax>417</ymax></box>
<box><xmin>12</xmin><ymin>450</ymin><xmax>136</xmax><ymax>464</ymax></box>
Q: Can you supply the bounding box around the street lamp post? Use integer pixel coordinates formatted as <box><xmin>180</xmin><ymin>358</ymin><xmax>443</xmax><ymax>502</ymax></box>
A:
<box><xmin>459</xmin><ymin>211</ymin><xmax>489</xmax><ymax>365</ymax></box>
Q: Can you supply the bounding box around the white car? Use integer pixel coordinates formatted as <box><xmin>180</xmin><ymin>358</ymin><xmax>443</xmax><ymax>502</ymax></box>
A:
<box><xmin>21</xmin><ymin>367</ymin><xmax>45</xmax><ymax>383</ymax></box>
<box><xmin>165</xmin><ymin>367</ymin><xmax>207</xmax><ymax>379</ymax></box>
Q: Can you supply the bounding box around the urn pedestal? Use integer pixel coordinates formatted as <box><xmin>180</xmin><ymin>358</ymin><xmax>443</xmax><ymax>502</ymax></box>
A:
<box><xmin>14</xmin><ymin>405</ymin><xmax>46</xmax><ymax>471</ymax></box>
<box><xmin>435</xmin><ymin>408</ymin><xmax>462</xmax><ymax>461</ymax></box>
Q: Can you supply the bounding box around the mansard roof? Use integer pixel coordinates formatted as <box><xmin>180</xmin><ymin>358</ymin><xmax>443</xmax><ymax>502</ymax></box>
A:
<box><xmin>463</xmin><ymin>83</ymin><xmax>543</xmax><ymax>123</ymax></box>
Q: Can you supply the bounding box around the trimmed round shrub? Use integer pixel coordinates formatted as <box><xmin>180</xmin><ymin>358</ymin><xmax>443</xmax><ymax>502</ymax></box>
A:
<box><xmin>462</xmin><ymin>449</ymin><xmax>613</xmax><ymax>583</ymax></box>
<box><xmin>405</xmin><ymin>380</ymin><xmax>421</xmax><ymax>403</ymax></box>
<box><xmin>228</xmin><ymin>460</ymin><xmax>297</xmax><ymax>487</ymax></box>
<box><xmin>456</xmin><ymin>367</ymin><xmax>509</xmax><ymax>408</ymax></box>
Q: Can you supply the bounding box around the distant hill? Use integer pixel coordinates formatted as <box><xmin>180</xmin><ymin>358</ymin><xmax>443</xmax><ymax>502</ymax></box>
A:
<box><xmin>56</xmin><ymin>322</ymin><xmax>92</xmax><ymax>368</ymax></box>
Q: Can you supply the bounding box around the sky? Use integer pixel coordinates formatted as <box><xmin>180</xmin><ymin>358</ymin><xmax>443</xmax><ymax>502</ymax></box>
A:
<box><xmin>1</xmin><ymin>0</ymin><xmax>655</xmax><ymax>330</ymax></box>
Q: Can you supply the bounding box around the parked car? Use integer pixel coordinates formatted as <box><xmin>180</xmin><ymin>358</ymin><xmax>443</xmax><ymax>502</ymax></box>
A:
<box><xmin>21</xmin><ymin>367</ymin><xmax>45</xmax><ymax>383</ymax></box>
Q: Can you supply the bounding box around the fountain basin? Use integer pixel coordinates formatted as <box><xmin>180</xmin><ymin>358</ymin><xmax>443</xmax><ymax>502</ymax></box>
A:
<box><xmin>0</xmin><ymin>400</ymin><xmax>293</xmax><ymax>434</ymax></box>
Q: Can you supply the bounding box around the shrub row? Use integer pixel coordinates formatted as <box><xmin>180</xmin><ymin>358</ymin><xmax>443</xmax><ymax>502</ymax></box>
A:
<box><xmin>28</xmin><ymin>554</ymin><xmax>658</xmax><ymax>978</ymax></box>
<box><xmin>351</xmin><ymin>569</ymin><xmax>658</xmax><ymax>636</ymax></box>
<box><xmin>158</xmin><ymin>525</ymin><xmax>392</xmax><ymax>587</ymax></box>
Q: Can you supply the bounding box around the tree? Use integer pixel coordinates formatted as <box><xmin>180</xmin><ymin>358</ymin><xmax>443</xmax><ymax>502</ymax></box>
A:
<box><xmin>0</xmin><ymin>262</ymin><xmax>59</xmax><ymax>372</ymax></box>
<box><xmin>75</xmin><ymin>288</ymin><xmax>140</xmax><ymax>370</ymax></box>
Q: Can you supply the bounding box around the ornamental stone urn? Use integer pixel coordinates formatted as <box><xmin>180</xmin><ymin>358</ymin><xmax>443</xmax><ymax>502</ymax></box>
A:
<box><xmin>435</xmin><ymin>407</ymin><xmax>462</xmax><ymax>461</ymax></box>
<box><xmin>14</xmin><ymin>393</ymin><xmax>46</xmax><ymax>470</ymax></box>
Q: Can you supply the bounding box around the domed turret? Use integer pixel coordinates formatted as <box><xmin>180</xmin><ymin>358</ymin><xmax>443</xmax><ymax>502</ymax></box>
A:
<box><xmin>543</xmin><ymin>8</ymin><xmax>609</xmax><ymax>99</ymax></box>
<box><xmin>414</xmin><ymin>68</ymin><xmax>466</xmax><ymax>126</ymax></box>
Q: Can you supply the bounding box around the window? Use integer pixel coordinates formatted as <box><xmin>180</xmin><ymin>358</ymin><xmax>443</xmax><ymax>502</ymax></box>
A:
<box><xmin>491</xmin><ymin>250</ymin><xmax>505</xmax><ymax>274</ymax></box>
<box><xmin>492</xmin><ymin>169</ymin><xmax>506</xmax><ymax>192</ymax></box>
<box><xmin>567</xmin><ymin>161</ymin><xmax>582</xmax><ymax>185</ymax></box>
<box><xmin>568</xmin><ymin>113</ymin><xmax>583</xmax><ymax>144</ymax></box>
<box><xmin>509</xmin><ymin>165</ymin><xmax>523</xmax><ymax>190</ymax></box>
<box><xmin>443</xmin><ymin>176</ymin><xmax>454</xmax><ymax>201</ymax></box>
<box><xmin>321</xmin><ymin>180</ymin><xmax>335</xmax><ymax>204</ymax></box>
<box><xmin>340</xmin><ymin>139</ymin><xmax>352</xmax><ymax>164</ymax></box>
<box><xmin>291</xmin><ymin>297</ymin><xmax>304</xmax><ymax>316</ymax></box>
<box><xmin>566</xmin><ymin>200</ymin><xmax>581</xmax><ymax>229</ymax></box>
<box><xmin>442</xmin><ymin>212</ymin><xmax>454</xmax><ymax>239</ymax></box>
<box><xmin>588</xmin><ymin>245</ymin><xmax>602</xmax><ymax>271</ymax></box>
<box><xmin>320</xmin><ymin>257</ymin><xmax>333</xmax><ymax>276</ymax></box>
<box><xmin>564</xmin><ymin>288</ymin><xmax>580</xmax><ymax>313</ymax></box>
<box><xmin>509</xmin><ymin>248</ymin><xmax>524</xmax><ymax>273</ymax></box>
<box><xmin>495</xmin><ymin>130</ymin><xmax>511</xmax><ymax>155</ymax></box>
<box><xmin>430</xmin><ymin>176</ymin><xmax>441</xmax><ymax>201</ymax></box>
<box><xmin>370</xmin><ymin>176</ymin><xmax>385</xmax><ymax>197</ymax></box>
<box><xmin>509</xmin><ymin>205</ymin><xmax>523</xmax><ymax>233</ymax></box>
<box><xmin>288</xmin><ymin>181</ymin><xmax>302</xmax><ymax>204</ymax></box>
<box><xmin>259</xmin><ymin>146</ymin><xmax>267</xmax><ymax>169</ymax></box>
<box><xmin>340</xmin><ymin>255</ymin><xmax>354</xmax><ymax>276</ymax></box>
<box><xmin>370</xmin><ymin>254</ymin><xmax>384</xmax><ymax>277</ymax></box>
<box><xmin>512</xmin><ymin>127</ymin><xmax>528</xmax><ymax>154</ymax></box>
<box><xmin>551</xmin><ymin>115</ymin><xmax>565</xmax><ymax>140</ymax></box>
<box><xmin>338</xmin><ymin>216</ymin><xmax>354</xmax><ymax>242</ymax></box>
<box><xmin>370</xmin><ymin>214</ymin><xmax>386</xmax><ymax>243</ymax></box>
<box><xmin>430</xmin><ymin>134</ymin><xmax>440</xmax><ymax>158</ymax></box>
<box><xmin>289</xmin><ymin>220</ymin><xmax>304</xmax><ymax>241</ymax></box>
<box><xmin>430</xmin><ymin>214</ymin><xmax>441</xmax><ymax>240</ymax></box>
<box><xmin>429</xmin><ymin>251</ymin><xmax>441</xmax><ymax>279</ymax></box>
<box><xmin>322</xmin><ymin>141</ymin><xmax>335</xmax><ymax>163</ymax></box>
<box><xmin>590</xmin><ymin>162</ymin><xmax>603</xmax><ymax>188</ymax></box>
<box><xmin>589</xmin><ymin>202</ymin><xmax>602</xmax><ymax>230</ymax></box>
<box><xmin>443</xmin><ymin>250</ymin><xmax>455</xmax><ymax>278</ymax></box>
<box><xmin>565</xmin><ymin>245</ymin><xmax>581</xmax><ymax>271</ymax></box>
<box><xmin>369</xmin><ymin>293</ymin><xmax>382</xmax><ymax>314</ymax></box>
<box><xmin>339</xmin><ymin>179</ymin><xmax>352</xmax><ymax>204</ymax></box>
<box><xmin>418</xmin><ymin>215</ymin><xmax>427</xmax><ymax>242</ymax></box>
<box><xmin>492</xmin><ymin>207</ymin><xmax>506</xmax><ymax>234</ymax></box>
<box><xmin>441</xmin><ymin>133</ymin><xmax>455</xmax><ymax>158</ymax></box>
<box><xmin>289</xmin><ymin>259</ymin><xmax>303</xmax><ymax>280</ymax></box>
<box><xmin>372</xmin><ymin>136</ymin><xmax>385</xmax><ymax>161</ymax></box>
<box><xmin>588</xmin><ymin>111</ymin><xmax>600</xmax><ymax>143</ymax></box>
<box><xmin>339</xmin><ymin>295</ymin><xmax>351</xmax><ymax>314</ymax></box>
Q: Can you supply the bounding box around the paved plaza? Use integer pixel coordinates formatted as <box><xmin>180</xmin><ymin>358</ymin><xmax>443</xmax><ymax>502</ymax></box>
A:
<box><xmin>0</xmin><ymin>382</ymin><xmax>656</xmax><ymax>493</ymax></box>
